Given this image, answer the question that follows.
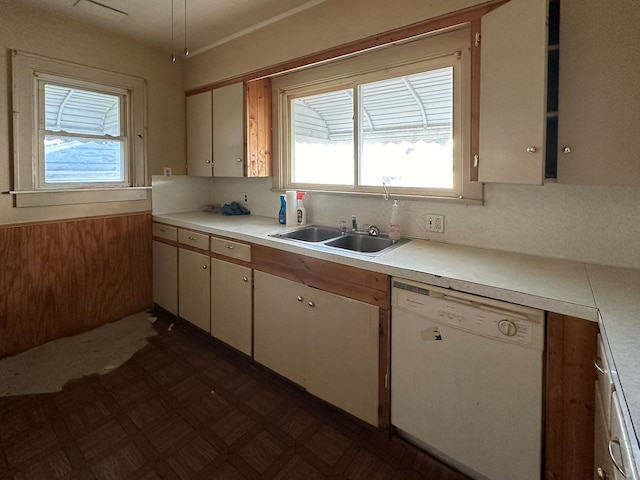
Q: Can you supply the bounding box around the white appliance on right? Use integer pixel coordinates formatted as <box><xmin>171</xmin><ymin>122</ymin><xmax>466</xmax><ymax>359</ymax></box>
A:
<box><xmin>391</xmin><ymin>278</ymin><xmax>545</xmax><ymax>480</ymax></box>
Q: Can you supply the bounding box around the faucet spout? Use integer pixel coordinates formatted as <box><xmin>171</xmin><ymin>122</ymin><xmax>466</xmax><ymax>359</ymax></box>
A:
<box><xmin>351</xmin><ymin>215</ymin><xmax>357</xmax><ymax>232</ymax></box>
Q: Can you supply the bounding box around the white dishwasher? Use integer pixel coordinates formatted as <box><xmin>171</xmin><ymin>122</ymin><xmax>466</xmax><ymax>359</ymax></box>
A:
<box><xmin>391</xmin><ymin>278</ymin><xmax>545</xmax><ymax>480</ymax></box>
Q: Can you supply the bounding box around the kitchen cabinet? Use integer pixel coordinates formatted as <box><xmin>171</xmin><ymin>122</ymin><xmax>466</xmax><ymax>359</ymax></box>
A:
<box><xmin>152</xmin><ymin>241</ymin><xmax>178</xmax><ymax>315</ymax></box>
<box><xmin>152</xmin><ymin>223</ymin><xmax>178</xmax><ymax>315</ymax></box>
<box><xmin>594</xmin><ymin>332</ymin><xmax>639</xmax><ymax>480</ymax></box>
<box><xmin>478</xmin><ymin>0</ymin><xmax>548</xmax><ymax>184</ymax></box>
<box><xmin>186</xmin><ymin>84</ymin><xmax>243</xmax><ymax>177</ymax></box>
<box><xmin>210</xmin><ymin>258</ymin><xmax>252</xmax><ymax>355</ymax></box>
<box><xmin>254</xmin><ymin>270</ymin><xmax>380</xmax><ymax>426</ymax></box>
<box><xmin>186</xmin><ymin>79</ymin><xmax>272</xmax><ymax>178</ymax></box>
<box><xmin>178</xmin><ymin>248</ymin><xmax>210</xmax><ymax>332</ymax></box>
<box><xmin>556</xmin><ymin>0</ymin><xmax>640</xmax><ymax>186</ymax></box>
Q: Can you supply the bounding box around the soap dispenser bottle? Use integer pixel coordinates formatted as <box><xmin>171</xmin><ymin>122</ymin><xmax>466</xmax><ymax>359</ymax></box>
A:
<box><xmin>388</xmin><ymin>200</ymin><xmax>401</xmax><ymax>240</ymax></box>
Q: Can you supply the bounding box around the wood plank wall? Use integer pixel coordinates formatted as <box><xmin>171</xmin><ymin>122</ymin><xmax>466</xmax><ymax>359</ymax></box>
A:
<box><xmin>545</xmin><ymin>312</ymin><xmax>599</xmax><ymax>480</ymax></box>
<box><xmin>0</xmin><ymin>213</ymin><xmax>153</xmax><ymax>359</ymax></box>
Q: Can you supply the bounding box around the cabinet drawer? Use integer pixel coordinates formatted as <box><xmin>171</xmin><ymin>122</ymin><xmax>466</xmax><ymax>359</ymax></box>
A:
<box><xmin>178</xmin><ymin>229</ymin><xmax>209</xmax><ymax>250</ymax></box>
<box><xmin>152</xmin><ymin>223</ymin><xmax>178</xmax><ymax>241</ymax></box>
<box><xmin>595</xmin><ymin>334</ymin><xmax>614</xmax><ymax>426</ymax></box>
<box><xmin>210</xmin><ymin>236</ymin><xmax>251</xmax><ymax>262</ymax></box>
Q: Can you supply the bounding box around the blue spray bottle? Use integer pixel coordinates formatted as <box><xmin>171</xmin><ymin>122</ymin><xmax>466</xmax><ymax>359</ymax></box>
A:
<box><xmin>278</xmin><ymin>195</ymin><xmax>286</xmax><ymax>224</ymax></box>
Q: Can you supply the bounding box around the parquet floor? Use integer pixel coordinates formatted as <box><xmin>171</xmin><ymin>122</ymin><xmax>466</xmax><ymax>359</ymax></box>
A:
<box><xmin>0</xmin><ymin>312</ymin><xmax>469</xmax><ymax>479</ymax></box>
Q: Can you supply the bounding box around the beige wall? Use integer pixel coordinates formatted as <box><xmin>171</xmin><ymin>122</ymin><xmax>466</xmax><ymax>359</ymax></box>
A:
<box><xmin>184</xmin><ymin>0</ymin><xmax>485</xmax><ymax>89</ymax></box>
<box><xmin>0</xmin><ymin>0</ymin><xmax>186</xmax><ymax>225</ymax></box>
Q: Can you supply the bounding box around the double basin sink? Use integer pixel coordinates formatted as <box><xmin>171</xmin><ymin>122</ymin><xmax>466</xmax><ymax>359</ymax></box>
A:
<box><xmin>271</xmin><ymin>225</ymin><xmax>409</xmax><ymax>256</ymax></box>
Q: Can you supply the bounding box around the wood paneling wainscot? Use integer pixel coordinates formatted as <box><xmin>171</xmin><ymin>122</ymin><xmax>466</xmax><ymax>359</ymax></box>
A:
<box><xmin>545</xmin><ymin>312</ymin><xmax>598</xmax><ymax>480</ymax></box>
<box><xmin>0</xmin><ymin>213</ymin><xmax>152</xmax><ymax>359</ymax></box>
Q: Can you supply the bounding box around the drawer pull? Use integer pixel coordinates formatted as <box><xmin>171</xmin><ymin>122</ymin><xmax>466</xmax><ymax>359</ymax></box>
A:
<box><xmin>594</xmin><ymin>357</ymin><xmax>606</xmax><ymax>375</ymax></box>
<box><xmin>188</xmin><ymin>236</ymin><xmax>197</xmax><ymax>241</ymax></box>
<box><xmin>225</xmin><ymin>244</ymin><xmax>235</xmax><ymax>249</ymax></box>
<box><xmin>243</xmin><ymin>277</ymin><xmax>248</xmax><ymax>282</ymax></box>
<box><xmin>297</xmin><ymin>296</ymin><xmax>303</xmax><ymax>302</ymax></box>
<box><xmin>608</xmin><ymin>438</ymin><xmax>627</xmax><ymax>477</ymax></box>
<box><xmin>308</xmin><ymin>301</ymin><xmax>315</xmax><ymax>307</ymax></box>
<box><xmin>202</xmin><ymin>265</ymin><xmax>208</xmax><ymax>270</ymax></box>
<box><xmin>596</xmin><ymin>467</ymin><xmax>608</xmax><ymax>479</ymax></box>
<box><xmin>159</xmin><ymin>228</ymin><xmax>166</xmax><ymax>232</ymax></box>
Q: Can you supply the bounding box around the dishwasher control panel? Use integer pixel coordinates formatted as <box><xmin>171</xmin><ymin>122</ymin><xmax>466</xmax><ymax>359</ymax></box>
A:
<box><xmin>392</xmin><ymin>279</ymin><xmax>544</xmax><ymax>349</ymax></box>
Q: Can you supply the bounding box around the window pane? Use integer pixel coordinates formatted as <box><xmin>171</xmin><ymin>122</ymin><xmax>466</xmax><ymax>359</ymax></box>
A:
<box><xmin>359</xmin><ymin>67</ymin><xmax>454</xmax><ymax>189</ymax></box>
<box><xmin>44</xmin><ymin>136</ymin><xmax>124</xmax><ymax>184</ymax></box>
<box><xmin>291</xmin><ymin>89</ymin><xmax>354</xmax><ymax>185</ymax></box>
<box><xmin>44</xmin><ymin>84</ymin><xmax>121</xmax><ymax>136</ymax></box>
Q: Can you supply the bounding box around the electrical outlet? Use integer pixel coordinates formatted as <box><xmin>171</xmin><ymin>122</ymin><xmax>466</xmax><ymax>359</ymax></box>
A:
<box><xmin>242</xmin><ymin>192</ymin><xmax>249</xmax><ymax>204</ymax></box>
<box><xmin>163</xmin><ymin>167</ymin><xmax>172</xmax><ymax>178</ymax></box>
<box><xmin>425</xmin><ymin>214</ymin><xmax>444</xmax><ymax>233</ymax></box>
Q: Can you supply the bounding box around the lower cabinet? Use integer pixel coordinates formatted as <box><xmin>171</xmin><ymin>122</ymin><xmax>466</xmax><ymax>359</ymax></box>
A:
<box><xmin>152</xmin><ymin>240</ymin><xmax>178</xmax><ymax>315</ymax></box>
<box><xmin>211</xmin><ymin>258</ymin><xmax>252</xmax><ymax>355</ymax></box>
<box><xmin>254</xmin><ymin>270</ymin><xmax>379</xmax><ymax>426</ymax></box>
<box><xmin>178</xmin><ymin>248</ymin><xmax>210</xmax><ymax>332</ymax></box>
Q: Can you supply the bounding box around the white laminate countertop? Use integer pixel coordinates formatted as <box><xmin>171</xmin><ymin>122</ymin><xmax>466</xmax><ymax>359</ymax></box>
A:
<box><xmin>153</xmin><ymin>211</ymin><xmax>640</xmax><ymax>458</ymax></box>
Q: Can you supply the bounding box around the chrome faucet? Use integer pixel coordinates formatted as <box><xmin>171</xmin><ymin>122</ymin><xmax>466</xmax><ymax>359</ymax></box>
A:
<box><xmin>351</xmin><ymin>215</ymin><xmax>357</xmax><ymax>232</ymax></box>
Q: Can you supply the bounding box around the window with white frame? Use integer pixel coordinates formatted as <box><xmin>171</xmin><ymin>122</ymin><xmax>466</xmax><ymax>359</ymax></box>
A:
<box><xmin>275</xmin><ymin>28</ymin><xmax>481</xmax><ymax>202</ymax></box>
<box><xmin>11</xmin><ymin>50</ymin><xmax>147</xmax><ymax>207</ymax></box>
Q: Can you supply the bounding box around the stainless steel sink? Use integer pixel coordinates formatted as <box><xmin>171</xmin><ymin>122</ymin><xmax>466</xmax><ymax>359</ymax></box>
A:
<box><xmin>325</xmin><ymin>234</ymin><xmax>396</xmax><ymax>253</ymax></box>
<box><xmin>275</xmin><ymin>226</ymin><xmax>342</xmax><ymax>242</ymax></box>
<box><xmin>271</xmin><ymin>225</ymin><xmax>409</xmax><ymax>255</ymax></box>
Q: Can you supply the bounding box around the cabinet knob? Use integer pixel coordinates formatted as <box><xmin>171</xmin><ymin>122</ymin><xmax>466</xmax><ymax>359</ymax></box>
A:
<box><xmin>236</xmin><ymin>158</ymin><xmax>243</xmax><ymax>163</ymax></box>
<box><xmin>526</xmin><ymin>146</ymin><xmax>537</xmax><ymax>153</ymax></box>
<box><xmin>202</xmin><ymin>264</ymin><xmax>208</xmax><ymax>270</ymax></box>
<box><xmin>205</xmin><ymin>160</ymin><xmax>212</xmax><ymax>164</ymax></box>
<box><xmin>308</xmin><ymin>301</ymin><xmax>315</xmax><ymax>307</ymax></box>
<box><xmin>297</xmin><ymin>296</ymin><xmax>303</xmax><ymax>302</ymax></box>
<box><xmin>596</xmin><ymin>467</ymin><xmax>608</xmax><ymax>480</ymax></box>
<box><xmin>225</xmin><ymin>244</ymin><xmax>234</xmax><ymax>249</ymax></box>
<box><xmin>243</xmin><ymin>277</ymin><xmax>248</xmax><ymax>282</ymax></box>
<box><xmin>188</xmin><ymin>236</ymin><xmax>196</xmax><ymax>240</ymax></box>
<box><xmin>562</xmin><ymin>146</ymin><xmax>572</xmax><ymax>154</ymax></box>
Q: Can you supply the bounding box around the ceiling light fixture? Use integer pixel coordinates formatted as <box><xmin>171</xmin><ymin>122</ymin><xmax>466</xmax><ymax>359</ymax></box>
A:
<box><xmin>170</xmin><ymin>0</ymin><xmax>188</xmax><ymax>62</ymax></box>
<box><xmin>184</xmin><ymin>0</ymin><xmax>189</xmax><ymax>57</ymax></box>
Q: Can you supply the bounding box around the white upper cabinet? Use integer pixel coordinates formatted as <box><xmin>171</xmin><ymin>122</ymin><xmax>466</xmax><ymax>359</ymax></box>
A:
<box><xmin>186</xmin><ymin>83</ymin><xmax>244</xmax><ymax>177</ymax></box>
<box><xmin>186</xmin><ymin>91</ymin><xmax>214</xmax><ymax>177</ymax></box>
<box><xmin>212</xmin><ymin>83</ymin><xmax>245</xmax><ymax>177</ymax></box>
<box><xmin>557</xmin><ymin>0</ymin><xmax>640</xmax><ymax>186</ymax></box>
<box><xmin>478</xmin><ymin>0</ymin><xmax>548</xmax><ymax>184</ymax></box>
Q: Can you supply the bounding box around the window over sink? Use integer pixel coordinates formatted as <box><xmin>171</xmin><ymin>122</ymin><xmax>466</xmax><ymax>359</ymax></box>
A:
<box><xmin>273</xmin><ymin>27</ymin><xmax>482</xmax><ymax>202</ymax></box>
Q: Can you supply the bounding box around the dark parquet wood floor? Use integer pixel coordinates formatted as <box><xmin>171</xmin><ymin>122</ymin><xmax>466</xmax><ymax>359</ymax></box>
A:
<box><xmin>0</xmin><ymin>312</ymin><xmax>470</xmax><ymax>480</ymax></box>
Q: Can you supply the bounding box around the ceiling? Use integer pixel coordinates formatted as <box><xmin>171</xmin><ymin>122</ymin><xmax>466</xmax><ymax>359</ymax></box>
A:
<box><xmin>10</xmin><ymin>0</ymin><xmax>326</xmax><ymax>57</ymax></box>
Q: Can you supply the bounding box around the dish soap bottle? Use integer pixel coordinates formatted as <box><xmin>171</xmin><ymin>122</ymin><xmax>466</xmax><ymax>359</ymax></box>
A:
<box><xmin>296</xmin><ymin>192</ymin><xmax>307</xmax><ymax>225</ymax></box>
<box><xmin>388</xmin><ymin>200</ymin><xmax>401</xmax><ymax>240</ymax></box>
<box><xmin>278</xmin><ymin>195</ymin><xmax>286</xmax><ymax>224</ymax></box>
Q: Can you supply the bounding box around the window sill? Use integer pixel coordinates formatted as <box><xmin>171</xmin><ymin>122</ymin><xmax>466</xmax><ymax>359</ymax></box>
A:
<box><xmin>10</xmin><ymin>187</ymin><xmax>150</xmax><ymax>208</ymax></box>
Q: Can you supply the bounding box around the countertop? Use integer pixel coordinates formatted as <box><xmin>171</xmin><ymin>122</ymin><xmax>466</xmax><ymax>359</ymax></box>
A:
<box><xmin>153</xmin><ymin>211</ymin><xmax>640</xmax><ymax>460</ymax></box>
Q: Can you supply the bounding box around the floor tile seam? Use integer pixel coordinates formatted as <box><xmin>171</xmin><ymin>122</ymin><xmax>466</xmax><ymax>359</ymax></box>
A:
<box><xmin>257</xmin><ymin>445</ymin><xmax>297</xmax><ymax>479</ymax></box>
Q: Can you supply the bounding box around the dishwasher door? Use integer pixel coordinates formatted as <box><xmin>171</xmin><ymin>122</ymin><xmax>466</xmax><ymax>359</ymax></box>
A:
<box><xmin>391</xmin><ymin>279</ymin><xmax>545</xmax><ymax>480</ymax></box>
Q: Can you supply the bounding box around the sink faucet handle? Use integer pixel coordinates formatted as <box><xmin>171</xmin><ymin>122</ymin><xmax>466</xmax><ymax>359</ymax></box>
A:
<box><xmin>339</xmin><ymin>220</ymin><xmax>347</xmax><ymax>234</ymax></box>
<box><xmin>351</xmin><ymin>215</ymin><xmax>357</xmax><ymax>231</ymax></box>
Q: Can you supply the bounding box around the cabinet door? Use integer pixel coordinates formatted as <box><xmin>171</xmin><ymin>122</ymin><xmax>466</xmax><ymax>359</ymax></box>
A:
<box><xmin>186</xmin><ymin>91</ymin><xmax>213</xmax><ymax>177</ymax></box>
<box><xmin>253</xmin><ymin>271</ymin><xmax>306</xmax><ymax>386</ymax></box>
<box><xmin>211</xmin><ymin>258</ymin><xmax>252</xmax><ymax>355</ymax></box>
<box><xmin>594</xmin><ymin>387</ymin><xmax>614</xmax><ymax>480</ymax></box>
<box><xmin>304</xmin><ymin>286</ymin><xmax>379</xmax><ymax>426</ymax></box>
<box><xmin>212</xmin><ymin>83</ymin><xmax>244</xmax><ymax>177</ymax></box>
<box><xmin>478</xmin><ymin>0</ymin><xmax>548</xmax><ymax>184</ymax></box>
<box><xmin>178</xmin><ymin>248</ymin><xmax>210</xmax><ymax>332</ymax></box>
<box><xmin>557</xmin><ymin>0</ymin><xmax>640</xmax><ymax>185</ymax></box>
<box><xmin>152</xmin><ymin>240</ymin><xmax>178</xmax><ymax>315</ymax></box>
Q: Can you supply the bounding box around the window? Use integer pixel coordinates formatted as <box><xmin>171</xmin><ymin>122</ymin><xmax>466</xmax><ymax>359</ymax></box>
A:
<box><xmin>275</xmin><ymin>28</ymin><xmax>481</xmax><ymax>202</ymax></box>
<box><xmin>12</xmin><ymin>50</ymin><xmax>148</xmax><ymax>207</ymax></box>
